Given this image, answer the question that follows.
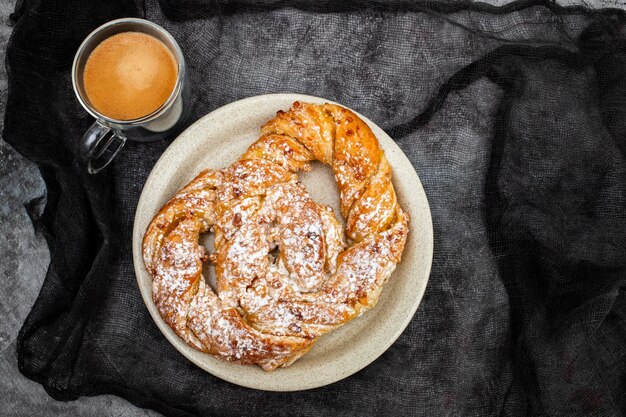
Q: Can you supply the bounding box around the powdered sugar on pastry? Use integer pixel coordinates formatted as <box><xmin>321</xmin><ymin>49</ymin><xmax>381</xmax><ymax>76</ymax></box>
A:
<box><xmin>143</xmin><ymin>102</ymin><xmax>409</xmax><ymax>371</ymax></box>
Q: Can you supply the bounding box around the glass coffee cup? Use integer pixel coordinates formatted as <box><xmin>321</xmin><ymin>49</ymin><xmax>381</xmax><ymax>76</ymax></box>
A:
<box><xmin>72</xmin><ymin>18</ymin><xmax>188</xmax><ymax>174</ymax></box>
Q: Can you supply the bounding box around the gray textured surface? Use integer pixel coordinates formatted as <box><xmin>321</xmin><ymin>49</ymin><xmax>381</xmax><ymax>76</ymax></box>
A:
<box><xmin>0</xmin><ymin>0</ymin><xmax>624</xmax><ymax>416</ymax></box>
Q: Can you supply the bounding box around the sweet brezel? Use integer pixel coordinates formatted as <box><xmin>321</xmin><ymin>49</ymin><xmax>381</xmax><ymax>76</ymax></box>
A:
<box><xmin>142</xmin><ymin>102</ymin><xmax>409</xmax><ymax>371</ymax></box>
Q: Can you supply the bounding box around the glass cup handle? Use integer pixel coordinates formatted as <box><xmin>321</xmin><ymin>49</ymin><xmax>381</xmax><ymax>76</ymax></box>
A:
<box><xmin>79</xmin><ymin>121</ymin><xmax>126</xmax><ymax>174</ymax></box>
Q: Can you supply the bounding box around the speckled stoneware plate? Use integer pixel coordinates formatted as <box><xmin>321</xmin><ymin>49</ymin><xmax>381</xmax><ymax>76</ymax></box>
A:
<box><xmin>132</xmin><ymin>93</ymin><xmax>433</xmax><ymax>391</ymax></box>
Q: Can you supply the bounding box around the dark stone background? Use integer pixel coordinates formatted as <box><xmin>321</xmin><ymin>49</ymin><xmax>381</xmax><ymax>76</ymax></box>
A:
<box><xmin>0</xmin><ymin>0</ymin><xmax>623</xmax><ymax>415</ymax></box>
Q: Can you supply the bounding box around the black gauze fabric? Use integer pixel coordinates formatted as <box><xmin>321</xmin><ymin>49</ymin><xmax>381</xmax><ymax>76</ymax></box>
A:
<box><xmin>4</xmin><ymin>0</ymin><xmax>626</xmax><ymax>415</ymax></box>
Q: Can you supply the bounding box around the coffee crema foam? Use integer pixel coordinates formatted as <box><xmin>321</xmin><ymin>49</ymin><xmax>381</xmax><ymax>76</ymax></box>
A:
<box><xmin>83</xmin><ymin>32</ymin><xmax>178</xmax><ymax>121</ymax></box>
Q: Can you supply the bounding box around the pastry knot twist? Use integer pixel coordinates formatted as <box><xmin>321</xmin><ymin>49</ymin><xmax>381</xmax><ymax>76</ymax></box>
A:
<box><xmin>143</xmin><ymin>102</ymin><xmax>409</xmax><ymax>370</ymax></box>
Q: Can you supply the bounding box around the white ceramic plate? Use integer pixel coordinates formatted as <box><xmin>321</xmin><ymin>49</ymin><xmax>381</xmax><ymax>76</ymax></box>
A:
<box><xmin>132</xmin><ymin>93</ymin><xmax>433</xmax><ymax>391</ymax></box>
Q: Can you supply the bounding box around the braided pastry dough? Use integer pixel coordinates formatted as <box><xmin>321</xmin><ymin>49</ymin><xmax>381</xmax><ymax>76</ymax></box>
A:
<box><xmin>143</xmin><ymin>102</ymin><xmax>409</xmax><ymax>371</ymax></box>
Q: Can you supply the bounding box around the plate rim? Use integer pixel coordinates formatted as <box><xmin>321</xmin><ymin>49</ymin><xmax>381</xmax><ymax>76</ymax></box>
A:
<box><xmin>132</xmin><ymin>93</ymin><xmax>433</xmax><ymax>391</ymax></box>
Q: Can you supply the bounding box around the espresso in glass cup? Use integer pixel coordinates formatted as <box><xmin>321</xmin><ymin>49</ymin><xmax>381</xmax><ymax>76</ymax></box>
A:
<box><xmin>72</xmin><ymin>18</ymin><xmax>189</xmax><ymax>174</ymax></box>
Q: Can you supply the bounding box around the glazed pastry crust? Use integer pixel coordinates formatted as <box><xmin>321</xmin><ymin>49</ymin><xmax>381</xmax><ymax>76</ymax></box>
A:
<box><xmin>143</xmin><ymin>102</ymin><xmax>409</xmax><ymax>371</ymax></box>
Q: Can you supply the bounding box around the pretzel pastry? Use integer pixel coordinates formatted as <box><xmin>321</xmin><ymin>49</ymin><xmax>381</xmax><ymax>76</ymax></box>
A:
<box><xmin>143</xmin><ymin>102</ymin><xmax>409</xmax><ymax>371</ymax></box>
